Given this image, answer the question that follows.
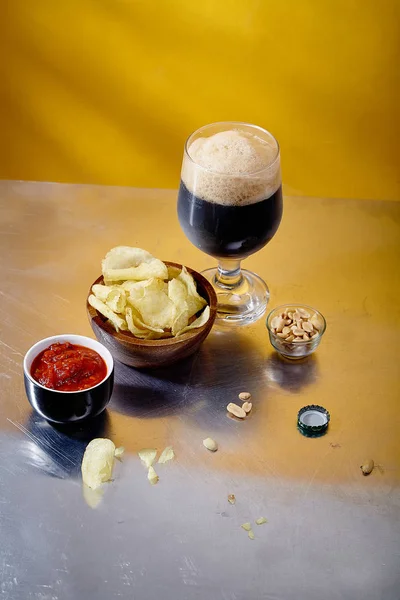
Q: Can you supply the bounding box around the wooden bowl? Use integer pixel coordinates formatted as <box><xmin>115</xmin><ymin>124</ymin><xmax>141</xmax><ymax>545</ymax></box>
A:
<box><xmin>86</xmin><ymin>262</ymin><xmax>217</xmax><ymax>369</ymax></box>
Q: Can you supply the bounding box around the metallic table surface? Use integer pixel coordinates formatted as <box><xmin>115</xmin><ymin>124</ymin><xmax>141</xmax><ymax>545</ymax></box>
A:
<box><xmin>0</xmin><ymin>181</ymin><xmax>399</xmax><ymax>600</ymax></box>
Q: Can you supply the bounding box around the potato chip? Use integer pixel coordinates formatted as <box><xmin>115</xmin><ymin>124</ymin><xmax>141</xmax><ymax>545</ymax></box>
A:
<box><xmin>130</xmin><ymin>290</ymin><xmax>175</xmax><ymax>330</ymax></box>
<box><xmin>176</xmin><ymin>306</ymin><xmax>210</xmax><ymax>336</ymax></box>
<box><xmin>169</xmin><ymin>270</ymin><xmax>206</xmax><ymax>318</ymax></box>
<box><xmin>105</xmin><ymin>288</ymin><xmax>126</xmax><ymax>314</ymax></box>
<box><xmin>168</xmin><ymin>278</ymin><xmax>188</xmax><ymax>306</ymax></box>
<box><xmin>177</xmin><ymin>267</ymin><xmax>207</xmax><ymax>317</ymax></box>
<box><xmin>172</xmin><ymin>307</ymin><xmax>189</xmax><ymax>336</ymax></box>
<box><xmin>178</xmin><ymin>266</ymin><xmax>206</xmax><ymax>304</ymax></box>
<box><xmin>125</xmin><ymin>307</ymin><xmax>149</xmax><ymax>339</ymax></box>
<box><xmin>92</xmin><ymin>283</ymin><xmax>114</xmax><ymax>302</ymax></box>
<box><xmin>102</xmin><ymin>246</ymin><xmax>154</xmax><ymax>271</ymax></box>
<box><xmin>81</xmin><ymin>438</ymin><xmax>116</xmax><ymax>490</ymax></box>
<box><xmin>125</xmin><ymin>305</ymin><xmax>165</xmax><ymax>339</ymax></box>
<box><xmin>88</xmin><ymin>294</ymin><xmax>128</xmax><ymax>332</ymax></box>
<box><xmin>103</xmin><ymin>255</ymin><xmax>168</xmax><ymax>282</ymax></box>
<box><xmin>167</xmin><ymin>265</ymin><xmax>181</xmax><ymax>280</ymax></box>
<box><xmin>122</xmin><ymin>278</ymin><xmax>167</xmax><ymax>295</ymax></box>
<box><xmin>145</xmin><ymin>331</ymin><xmax>169</xmax><ymax>340</ymax></box>
<box><xmin>186</xmin><ymin>295</ymin><xmax>207</xmax><ymax>319</ymax></box>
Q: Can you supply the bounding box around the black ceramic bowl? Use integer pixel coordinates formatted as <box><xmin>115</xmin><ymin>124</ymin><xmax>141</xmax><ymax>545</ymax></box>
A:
<box><xmin>23</xmin><ymin>334</ymin><xmax>114</xmax><ymax>424</ymax></box>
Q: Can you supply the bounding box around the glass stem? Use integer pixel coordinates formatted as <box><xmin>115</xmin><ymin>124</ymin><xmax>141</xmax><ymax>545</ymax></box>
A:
<box><xmin>214</xmin><ymin>259</ymin><xmax>243</xmax><ymax>289</ymax></box>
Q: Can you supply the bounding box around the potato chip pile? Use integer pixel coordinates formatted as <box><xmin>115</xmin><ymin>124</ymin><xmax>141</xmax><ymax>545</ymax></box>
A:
<box><xmin>88</xmin><ymin>247</ymin><xmax>210</xmax><ymax>339</ymax></box>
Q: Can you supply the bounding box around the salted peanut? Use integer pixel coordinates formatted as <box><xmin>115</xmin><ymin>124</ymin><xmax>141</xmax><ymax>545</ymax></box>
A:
<box><xmin>270</xmin><ymin>316</ymin><xmax>280</xmax><ymax>330</ymax></box>
<box><xmin>310</xmin><ymin>314</ymin><xmax>323</xmax><ymax>330</ymax></box>
<box><xmin>292</xmin><ymin>327</ymin><xmax>304</xmax><ymax>336</ymax></box>
<box><xmin>276</xmin><ymin>317</ymin><xmax>286</xmax><ymax>332</ymax></box>
<box><xmin>287</xmin><ymin>311</ymin><xmax>294</xmax><ymax>320</ymax></box>
<box><xmin>238</xmin><ymin>392</ymin><xmax>251</xmax><ymax>401</ymax></box>
<box><xmin>302</xmin><ymin>333</ymin><xmax>310</xmax><ymax>340</ymax></box>
<box><xmin>360</xmin><ymin>459</ymin><xmax>374</xmax><ymax>476</ymax></box>
<box><xmin>293</xmin><ymin>337</ymin><xmax>304</xmax><ymax>342</ymax></box>
<box><xmin>203</xmin><ymin>437</ymin><xmax>218</xmax><ymax>452</ymax></box>
<box><xmin>242</xmin><ymin>402</ymin><xmax>252</xmax><ymax>413</ymax></box>
<box><xmin>311</xmin><ymin>332</ymin><xmax>319</xmax><ymax>338</ymax></box>
<box><xmin>286</xmin><ymin>335</ymin><xmax>295</xmax><ymax>342</ymax></box>
<box><xmin>302</xmin><ymin>321</ymin><xmax>314</xmax><ymax>333</ymax></box>
<box><xmin>282</xmin><ymin>326</ymin><xmax>292</xmax><ymax>335</ymax></box>
<box><xmin>297</xmin><ymin>308</ymin><xmax>311</xmax><ymax>318</ymax></box>
<box><xmin>277</xmin><ymin>332</ymin><xmax>289</xmax><ymax>338</ymax></box>
<box><xmin>227</xmin><ymin>403</ymin><xmax>246</xmax><ymax>419</ymax></box>
<box><xmin>293</xmin><ymin>310</ymin><xmax>303</xmax><ymax>321</ymax></box>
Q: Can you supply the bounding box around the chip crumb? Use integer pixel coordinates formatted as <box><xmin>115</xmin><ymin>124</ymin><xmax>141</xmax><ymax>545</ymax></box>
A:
<box><xmin>241</xmin><ymin>522</ymin><xmax>252</xmax><ymax>531</ymax></box>
<box><xmin>114</xmin><ymin>446</ymin><xmax>125</xmax><ymax>459</ymax></box>
<box><xmin>158</xmin><ymin>446</ymin><xmax>175</xmax><ymax>464</ymax></box>
<box><xmin>255</xmin><ymin>517</ymin><xmax>267</xmax><ymax>525</ymax></box>
<box><xmin>138</xmin><ymin>448</ymin><xmax>157</xmax><ymax>468</ymax></box>
<box><xmin>147</xmin><ymin>466</ymin><xmax>159</xmax><ymax>485</ymax></box>
<box><xmin>228</xmin><ymin>494</ymin><xmax>236</xmax><ymax>505</ymax></box>
<box><xmin>248</xmin><ymin>530</ymin><xmax>255</xmax><ymax>540</ymax></box>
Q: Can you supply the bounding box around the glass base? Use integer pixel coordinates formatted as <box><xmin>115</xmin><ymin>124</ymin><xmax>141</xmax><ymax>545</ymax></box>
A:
<box><xmin>201</xmin><ymin>267</ymin><xmax>270</xmax><ymax>326</ymax></box>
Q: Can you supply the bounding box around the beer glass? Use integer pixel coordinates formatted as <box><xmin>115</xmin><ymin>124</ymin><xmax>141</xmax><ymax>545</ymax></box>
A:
<box><xmin>177</xmin><ymin>122</ymin><xmax>282</xmax><ymax>325</ymax></box>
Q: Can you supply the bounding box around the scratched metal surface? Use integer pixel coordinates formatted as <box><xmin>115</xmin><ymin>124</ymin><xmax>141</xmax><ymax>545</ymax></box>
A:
<box><xmin>0</xmin><ymin>181</ymin><xmax>399</xmax><ymax>600</ymax></box>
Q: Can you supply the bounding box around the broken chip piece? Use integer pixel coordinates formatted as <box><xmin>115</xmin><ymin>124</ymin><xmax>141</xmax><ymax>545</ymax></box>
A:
<box><xmin>147</xmin><ymin>466</ymin><xmax>159</xmax><ymax>485</ymax></box>
<box><xmin>138</xmin><ymin>448</ymin><xmax>157</xmax><ymax>468</ymax></box>
<box><xmin>158</xmin><ymin>446</ymin><xmax>175</xmax><ymax>464</ymax></box>
<box><xmin>114</xmin><ymin>446</ymin><xmax>125</xmax><ymax>459</ymax></box>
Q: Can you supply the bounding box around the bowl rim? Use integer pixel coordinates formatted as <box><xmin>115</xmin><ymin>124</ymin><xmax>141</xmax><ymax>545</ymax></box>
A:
<box><xmin>87</xmin><ymin>261</ymin><xmax>218</xmax><ymax>347</ymax></box>
<box><xmin>23</xmin><ymin>334</ymin><xmax>114</xmax><ymax>394</ymax></box>
<box><xmin>266</xmin><ymin>303</ymin><xmax>326</xmax><ymax>344</ymax></box>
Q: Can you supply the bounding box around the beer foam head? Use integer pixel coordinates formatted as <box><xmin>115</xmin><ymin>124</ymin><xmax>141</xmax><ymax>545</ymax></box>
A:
<box><xmin>182</xmin><ymin>128</ymin><xmax>281</xmax><ymax>206</ymax></box>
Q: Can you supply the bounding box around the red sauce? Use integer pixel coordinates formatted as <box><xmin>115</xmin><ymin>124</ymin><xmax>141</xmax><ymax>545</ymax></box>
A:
<box><xmin>31</xmin><ymin>342</ymin><xmax>107</xmax><ymax>392</ymax></box>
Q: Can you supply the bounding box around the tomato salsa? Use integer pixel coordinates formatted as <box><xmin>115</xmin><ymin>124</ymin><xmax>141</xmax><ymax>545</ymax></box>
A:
<box><xmin>31</xmin><ymin>342</ymin><xmax>107</xmax><ymax>392</ymax></box>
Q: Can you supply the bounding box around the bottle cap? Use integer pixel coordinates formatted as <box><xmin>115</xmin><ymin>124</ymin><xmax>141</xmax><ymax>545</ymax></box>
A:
<box><xmin>297</xmin><ymin>404</ymin><xmax>330</xmax><ymax>437</ymax></box>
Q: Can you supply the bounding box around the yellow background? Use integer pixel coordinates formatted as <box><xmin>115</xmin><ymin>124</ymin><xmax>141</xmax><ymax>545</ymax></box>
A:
<box><xmin>0</xmin><ymin>0</ymin><xmax>399</xmax><ymax>200</ymax></box>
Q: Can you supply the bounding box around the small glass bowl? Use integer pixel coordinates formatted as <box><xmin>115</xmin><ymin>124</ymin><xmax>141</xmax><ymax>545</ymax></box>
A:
<box><xmin>266</xmin><ymin>304</ymin><xmax>326</xmax><ymax>360</ymax></box>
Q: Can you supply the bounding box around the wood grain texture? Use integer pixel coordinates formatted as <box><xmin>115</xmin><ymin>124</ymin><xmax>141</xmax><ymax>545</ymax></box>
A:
<box><xmin>86</xmin><ymin>262</ymin><xmax>217</xmax><ymax>369</ymax></box>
